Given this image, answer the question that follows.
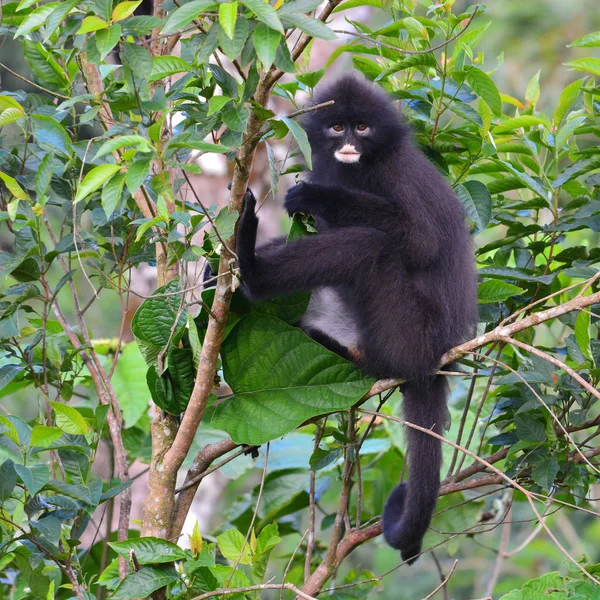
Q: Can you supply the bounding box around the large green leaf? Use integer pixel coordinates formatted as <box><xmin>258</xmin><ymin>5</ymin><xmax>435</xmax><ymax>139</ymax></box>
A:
<box><xmin>50</xmin><ymin>402</ymin><xmax>92</xmax><ymax>435</ymax></box>
<box><xmin>148</xmin><ymin>56</ymin><xmax>193</xmax><ymax>82</ymax></box>
<box><xmin>493</xmin><ymin>115</ymin><xmax>550</xmax><ymax>134</ymax></box>
<box><xmin>14</xmin><ymin>2</ymin><xmax>60</xmax><ymax>37</ymax></box>
<box><xmin>111</xmin><ymin>343</ymin><xmax>150</xmax><ymax>427</ymax></box>
<box><xmin>280</xmin><ymin>13</ymin><xmax>336</xmax><ymax>40</ymax></box>
<box><xmin>455</xmin><ymin>180</ymin><xmax>491</xmax><ymax>233</ymax></box>
<box><xmin>280</xmin><ymin>116</ymin><xmax>312</xmax><ymax>169</ymax></box>
<box><xmin>565</xmin><ymin>58</ymin><xmax>600</xmax><ymax>77</ymax></box>
<box><xmin>31</xmin><ymin>115</ymin><xmax>71</xmax><ymax>157</ymax></box>
<box><xmin>478</xmin><ymin>280</ymin><xmax>524</xmax><ymax>304</ymax></box>
<box><xmin>0</xmin><ymin>460</ymin><xmax>17</xmax><ymax>501</ymax></box>
<box><xmin>14</xmin><ymin>464</ymin><xmax>49</xmax><ymax>496</ymax></box>
<box><xmin>74</xmin><ymin>164</ymin><xmax>122</xmax><ymax>204</ymax></box>
<box><xmin>109</xmin><ymin>537</ymin><xmax>187</xmax><ymax>564</ymax></box>
<box><xmin>110</xmin><ymin>565</ymin><xmax>180</xmax><ymax>599</ymax></box>
<box><xmin>219</xmin><ymin>1</ymin><xmax>237</xmax><ymax>39</ymax></box>
<box><xmin>161</xmin><ymin>0</ymin><xmax>217</xmax><ymax>34</ymax></box>
<box><xmin>131</xmin><ymin>279</ymin><xmax>188</xmax><ymax>369</ymax></box>
<box><xmin>464</xmin><ymin>66</ymin><xmax>501</xmax><ymax>116</ymax></box>
<box><xmin>241</xmin><ymin>0</ymin><xmax>284</xmax><ymax>34</ymax></box>
<box><xmin>94</xmin><ymin>135</ymin><xmax>152</xmax><ymax>160</ymax></box>
<box><xmin>211</xmin><ymin>314</ymin><xmax>375</xmax><ymax>445</ymax></box>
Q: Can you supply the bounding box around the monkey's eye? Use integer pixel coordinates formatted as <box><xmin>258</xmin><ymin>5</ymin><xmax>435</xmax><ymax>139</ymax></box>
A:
<box><xmin>332</xmin><ymin>124</ymin><xmax>344</xmax><ymax>133</ymax></box>
<box><xmin>356</xmin><ymin>124</ymin><xmax>369</xmax><ymax>132</ymax></box>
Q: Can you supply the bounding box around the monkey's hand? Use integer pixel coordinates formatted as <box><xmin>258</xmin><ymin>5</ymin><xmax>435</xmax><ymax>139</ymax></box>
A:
<box><xmin>284</xmin><ymin>182</ymin><xmax>332</xmax><ymax>217</ymax></box>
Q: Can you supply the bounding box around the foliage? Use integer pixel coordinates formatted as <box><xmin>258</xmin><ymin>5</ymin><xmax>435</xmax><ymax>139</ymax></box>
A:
<box><xmin>0</xmin><ymin>0</ymin><xmax>600</xmax><ymax>598</ymax></box>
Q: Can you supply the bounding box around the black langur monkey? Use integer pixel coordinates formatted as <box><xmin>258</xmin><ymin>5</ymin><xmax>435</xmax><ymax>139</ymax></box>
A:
<box><xmin>235</xmin><ymin>73</ymin><xmax>478</xmax><ymax>563</ymax></box>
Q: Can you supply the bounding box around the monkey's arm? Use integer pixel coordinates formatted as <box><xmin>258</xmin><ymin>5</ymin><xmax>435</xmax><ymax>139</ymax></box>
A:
<box><xmin>237</xmin><ymin>189</ymin><xmax>385</xmax><ymax>300</ymax></box>
<box><xmin>284</xmin><ymin>182</ymin><xmax>397</xmax><ymax>229</ymax></box>
<box><xmin>284</xmin><ymin>182</ymin><xmax>439</xmax><ymax>270</ymax></box>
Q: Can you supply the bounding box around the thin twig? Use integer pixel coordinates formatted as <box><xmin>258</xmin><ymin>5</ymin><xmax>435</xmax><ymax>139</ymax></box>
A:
<box><xmin>422</xmin><ymin>559</ymin><xmax>458</xmax><ymax>600</ymax></box>
<box><xmin>281</xmin><ymin>530</ymin><xmax>309</xmax><ymax>600</ymax></box>
<box><xmin>225</xmin><ymin>443</ymin><xmax>270</xmax><ymax>588</ymax></box>
<box><xmin>287</xmin><ymin>100</ymin><xmax>335</xmax><ymax>119</ymax></box>
<box><xmin>0</xmin><ymin>61</ymin><xmax>70</xmax><ymax>99</ymax></box>
<box><xmin>190</xmin><ymin>583</ymin><xmax>317</xmax><ymax>600</ymax></box>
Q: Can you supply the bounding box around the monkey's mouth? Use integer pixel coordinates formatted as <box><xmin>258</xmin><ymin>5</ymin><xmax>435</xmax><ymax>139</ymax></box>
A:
<box><xmin>334</xmin><ymin>144</ymin><xmax>361</xmax><ymax>164</ymax></box>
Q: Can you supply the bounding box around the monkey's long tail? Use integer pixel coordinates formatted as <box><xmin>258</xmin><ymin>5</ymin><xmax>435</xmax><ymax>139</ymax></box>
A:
<box><xmin>382</xmin><ymin>376</ymin><xmax>447</xmax><ymax>564</ymax></box>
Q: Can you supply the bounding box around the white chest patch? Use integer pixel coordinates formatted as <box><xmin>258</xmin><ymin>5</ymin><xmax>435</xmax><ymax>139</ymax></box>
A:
<box><xmin>300</xmin><ymin>287</ymin><xmax>361</xmax><ymax>350</ymax></box>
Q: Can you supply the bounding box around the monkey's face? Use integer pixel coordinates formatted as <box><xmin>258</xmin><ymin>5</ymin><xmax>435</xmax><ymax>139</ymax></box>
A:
<box><xmin>326</xmin><ymin>121</ymin><xmax>372</xmax><ymax>164</ymax></box>
<box><xmin>323</xmin><ymin>118</ymin><xmax>373</xmax><ymax>164</ymax></box>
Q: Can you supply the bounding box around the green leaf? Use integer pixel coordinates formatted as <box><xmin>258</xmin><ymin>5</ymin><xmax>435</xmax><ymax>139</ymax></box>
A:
<box><xmin>161</xmin><ymin>0</ymin><xmax>217</xmax><ymax>34</ymax></box>
<box><xmin>493</xmin><ymin>115</ymin><xmax>550</xmax><ymax>134</ymax></box>
<box><xmin>531</xmin><ymin>453</ymin><xmax>559</xmax><ymax>490</ymax></box>
<box><xmin>46</xmin><ymin>0</ymin><xmax>79</xmax><ymax>35</ymax></box>
<box><xmin>111</xmin><ymin>343</ymin><xmax>150</xmax><ymax>427</ymax></box>
<box><xmin>148</xmin><ymin>56</ymin><xmax>193</xmax><ymax>82</ymax></box>
<box><xmin>126</xmin><ymin>154</ymin><xmax>152</xmax><ymax>194</ymax></box>
<box><xmin>208</xmin><ymin>95</ymin><xmax>231</xmax><ymax>115</ymax></box>
<box><xmin>165</xmin><ymin>138</ymin><xmax>231</xmax><ymax>154</ymax></box>
<box><xmin>0</xmin><ymin>460</ymin><xmax>17</xmax><ymax>501</ymax></box>
<box><xmin>31</xmin><ymin>115</ymin><xmax>72</xmax><ymax>157</ymax></box>
<box><xmin>219</xmin><ymin>1</ymin><xmax>238</xmax><ymax>39</ymax></box>
<box><xmin>218</xmin><ymin>17</ymin><xmax>250</xmax><ymax>62</ymax></box>
<box><xmin>111</xmin><ymin>565</ymin><xmax>179</xmax><ymax>600</ymax></box>
<box><xmin>110</xmin><ymin>537</ymin><xmax>188</xmax><ymax>564</ymax></box>
<box><xmin>131</xmin><ymin>279</ymin><xmax>187</xmax><ymax>351</ymax></box>
<box><xmin>74</xmin><ymin>164</ymin><xmax>122</xmax><ymax>204</ymax></box>
<box><xmin>0</xmin><ymin>107</ymin><xmax>25</xmax><ymax>126</ymax></box>
<box><xmin>574</xmin><ymin>310</ymin><xmax>592</xmax><ymax>361</ymax></box>
<box><xmin>455</xmin><ymin>180</ymin><xmax>491</xmax><ymax>233</ymax></box>
<box><xmin>14</xmin><ymin>464</ymin><xmax>49</xmax><ymax>496</ymax></box>
<box><xmin>281</xmin><ymin>13</ymin><xmax>336</xmax><ymax>40</ymax></box>
<box><xmin>464</xmin><ymin>66</ymin><xmax>501</xmax><ymax>116</ymax></box>
<box><xmin>112</xmin><ymin>0</ymin><xmax>143</xmax><ymax>22</ymax></box>
<box><xmin>122</xmin><ymin>42</ymin><xmax>153</xmax><ymax>79</ymax></box>
<box><xmin>310</xmin><ymin>446</ymin><xmax>342</xmax><ymax>470</ymax></box>
<box><xmin>296</xmin><ymin>68</ymin><xmax>326</xmax><ymax>89</ymax></box>
<box><xmin>280</xmin><ymin>116</ymin><xmax>312</xmax><ymax>169</ymax></box>
<box><xmin>515</xmin><ymin>414</ymin><xmax>546</xmax><ymax>442</ymax></box>
<box><xmin>568</xmin><ymin>31</ymin><xmax>600</xmax><ymax>48</ymax></box>
<box><xmin>77</xmin><ymin>16</ymin><xmax>108</xmax><ymax>34</ymax></box>
<box><xmin>525</xmin><ymin>69</ymin><xmax>541</xmax><ymax>107</ymax></box>
<box><xmin>222</xmin><ymin>103</ymin><xmax>250</xmax><ymax>133</ymax></box>
<box><xmin>241</xmin><ymin>0</ymin><xmax>284</xmax><ymax>34</ymax></box>
<box><xmin>14</xmin><ymin>2</ymin><xmax>60</xmax><ymax>37</ymax></box>
<box><xmin>94</xmin><ymin>135</ymin><xmax>152</xmax><ymax>160</ymax></box>
<box><xmin>274</xmin><ymin>41</ymin><xmax>296</xmax><ymax>72</ymax></box>
<box><xmin>0</xmin><ymin>171</ymin><xmax>29</xmax><ymax>201</ymax></box>
<box><xmin>277</xmin><ymin>0</ymin><xmax>322</xmax><ymax>14</ymax></box>
<box><xmin>553</xmin><ymin>78</ymin><xmax>584</xmax><ymax>127</ymax></box>
<box><xmin>214</xmin><ymin>207</ymin><xmax>238</xmax><ymax>239</ymax></box>
<box><xmin>211</xmin><ymin>314</ymin><xmax>374</xmax><ymax>445</ymax></box>
<box><xmin>35</xmin><ymin>153</ymin><xmax>54</xmax><ymax>198</ymax></box>
<box><xmin>50</xmin><ymin>401</ymin><xmax>92</xmax><ymax>435</ymax></box>
<box><xmin>491</xmin><ymin>160</ymin><xmax>550</xmax><ymax>204</ymax></box>
<box><xmin>30</xmin><ymin>425</ymin><xmax>62</xmax><ymax>448</ymax></box>
<box><xmin>96</xmin><ymin>24</ymin><xmax>122</xmax><ymax>59</ymax></box>
<box><xmin>565</xmin><ymin>58</ymin><xmax>600</xmax><ymax>77</ymax></box>
<box><xmin>477</xmin><ymin>280</ymin><xmax>524</xmax><ymax>304</ymax></box>
<box><xmin>217</xmin><ymin>529</ymin><xmax>253</xmax><ymax>565</ymax></box>
<box><xmin>266</xmin><ymin>142</ymin><xmax>279</xmax><ymax>198</ymax></box>
<box><xmin>101</xmin><ymin>172</ymin><xmax>126</xmax><ymax>218</ymax></box>
<box><xmin>553</xmin><ymin>156</ymin><xmax>600</xmax><ymax>188</ymax></box>
<box><xmin>100</xmin><ymin>479</ymin><xmax>134</xmax><ymax>502</ymax></box>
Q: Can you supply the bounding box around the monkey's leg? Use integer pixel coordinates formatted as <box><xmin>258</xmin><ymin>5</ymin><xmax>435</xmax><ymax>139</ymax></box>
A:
<box><xmin>241</xmin><ymin>226</ymin><xmax>384</xmax><ymax>300</ymax></box>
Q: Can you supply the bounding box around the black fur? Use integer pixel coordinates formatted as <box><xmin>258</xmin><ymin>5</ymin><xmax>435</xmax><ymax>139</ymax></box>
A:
<box><xmin>236</xmin><ymin>73</ymin><xmax>477</xmax><ymax>562</ymax></box>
